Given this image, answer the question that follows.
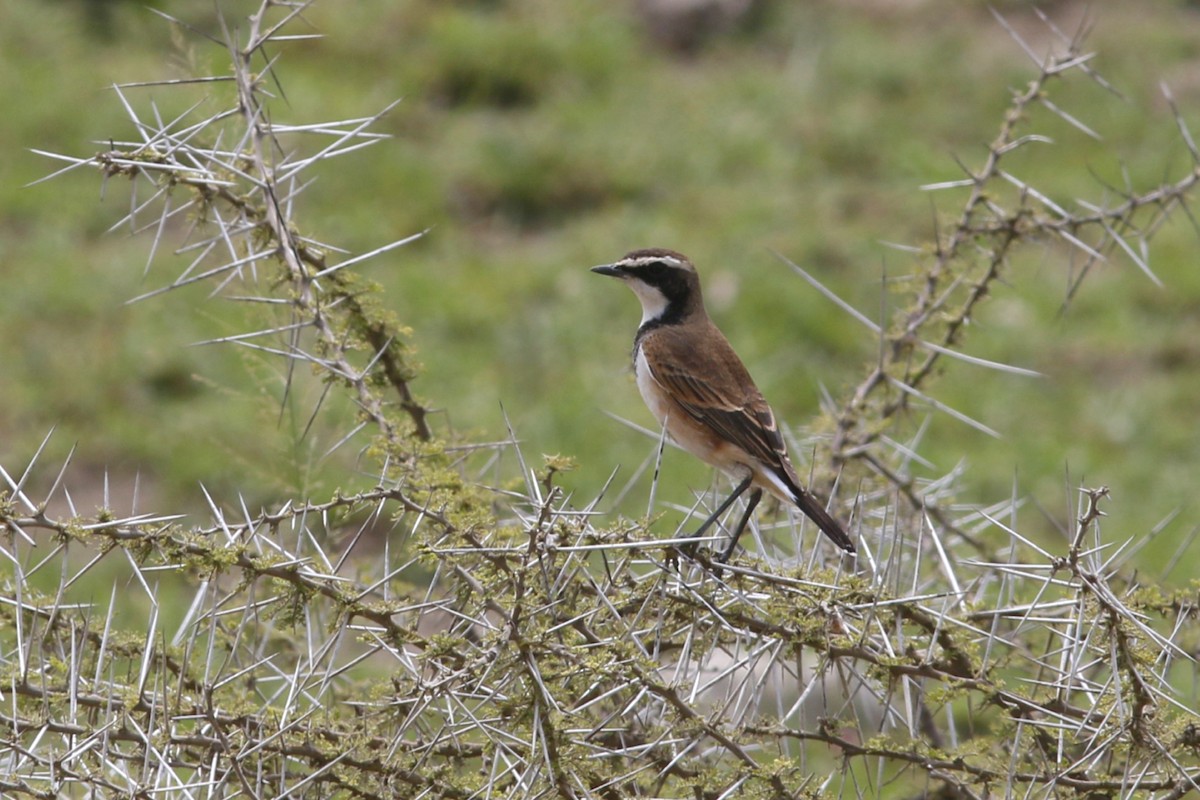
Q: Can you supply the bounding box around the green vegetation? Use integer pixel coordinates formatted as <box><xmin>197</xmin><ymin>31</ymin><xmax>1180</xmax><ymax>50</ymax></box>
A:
<box><xmin>5</xmin><ymin>2</ymin><xmax>1198</xmax><ymax>556</ymax></box>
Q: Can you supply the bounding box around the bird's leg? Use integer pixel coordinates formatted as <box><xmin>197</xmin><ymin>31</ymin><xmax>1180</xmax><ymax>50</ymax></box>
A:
<box><xmin>718</xmin><ymin>487</ymin><xmax>762</xmax><ymax>564</ymax></box>
<box><xmin>683</xmin><ymin>475</ymin><xmax>753</xmax><ymax>556</ymax></box>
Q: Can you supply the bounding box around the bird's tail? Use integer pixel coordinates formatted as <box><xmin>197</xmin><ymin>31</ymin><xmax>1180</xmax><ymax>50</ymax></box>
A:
<box><xmin>786</xmin><ymin>480</ymin><xmax>856</xmax><ymax>554</ymax></box>
<box><xmin>758</xmin><ymin>463</ymin><xmax>856</xmax><ymax>553</ymax></box>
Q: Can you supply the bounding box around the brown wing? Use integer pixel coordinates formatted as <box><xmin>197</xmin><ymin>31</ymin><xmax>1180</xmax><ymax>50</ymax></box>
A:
<box><xmin>644</xmin><ymin>321</ymin><xmax>857</xmax><ymax>554</ymax></box>
<box><xmin>642</xmin><ymin>321</ymin><xmax>791</xmax><ymax>474</ymax></box>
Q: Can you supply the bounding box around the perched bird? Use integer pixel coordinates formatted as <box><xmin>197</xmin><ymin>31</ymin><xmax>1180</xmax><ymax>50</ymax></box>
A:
<box><xmin>592</xmin><ymin>248</ymin><xmax>855</xmax><ymax>562</ymax></box>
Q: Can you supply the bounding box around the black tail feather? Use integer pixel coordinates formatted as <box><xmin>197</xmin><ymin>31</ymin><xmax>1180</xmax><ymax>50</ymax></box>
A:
<box><xmin>788</xmin><ymin>482</ymin><xmax>855</xmax><ymax>554</ymax></box>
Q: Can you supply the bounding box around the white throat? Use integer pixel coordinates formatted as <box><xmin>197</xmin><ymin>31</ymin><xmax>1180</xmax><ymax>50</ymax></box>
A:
<box><xmin>627</xmin><ymin>279</ymin><xmax>670</xmax><ymax>326</ymax></box>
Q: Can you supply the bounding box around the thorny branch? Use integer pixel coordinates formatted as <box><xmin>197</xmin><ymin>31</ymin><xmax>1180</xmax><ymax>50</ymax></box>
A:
<box><xmin>823</xmin><ymin>31</ymin><xmax>1200</xmax><ymax>558</ymax></box>
<box><xmin>2</xmin><ymin>474</ymin><xmax>1198</xmax><ymax>798</ymax></box>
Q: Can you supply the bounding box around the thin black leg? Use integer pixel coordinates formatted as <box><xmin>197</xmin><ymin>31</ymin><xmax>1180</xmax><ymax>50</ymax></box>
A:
<box><xmin>718</xmin><ymin>487</ymin><xmax>762</xmax><ymax>564</ymax></box>
<box><xmin>683</xmin><ymin>475</ymin><xmax>753</xmax><ymax>556</ymax></box>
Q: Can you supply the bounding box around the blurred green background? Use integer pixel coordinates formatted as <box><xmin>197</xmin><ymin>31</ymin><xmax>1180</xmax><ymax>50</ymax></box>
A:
<box><xmin>3</xmin><ymin>0</ymin><xmax>1199</xmax><ymax>576</ymax></box>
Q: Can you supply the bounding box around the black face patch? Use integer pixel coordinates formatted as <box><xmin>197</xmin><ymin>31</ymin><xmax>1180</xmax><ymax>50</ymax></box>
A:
<box><xmin>636</xmin><ymin>261</ymin><xmax>690</xmax><ymax>305</ymax></box>
<box><xmin>631</xmin><ymin>260</ymin><xmax>693</xmax><ymax>343</ymax></box>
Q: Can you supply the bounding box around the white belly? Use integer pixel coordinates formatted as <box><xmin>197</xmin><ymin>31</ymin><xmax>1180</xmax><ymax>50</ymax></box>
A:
<box><xmin>634</xmin><ymin>348</ymin><xmax>672</xmax><ymax>427</ymax></box>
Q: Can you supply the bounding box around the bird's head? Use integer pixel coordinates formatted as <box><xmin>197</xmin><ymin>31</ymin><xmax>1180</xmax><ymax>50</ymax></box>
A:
<box><xmin>591</xmin><ymin>248</ymin><xmax>703</xmax><ymax>326</ymax></box>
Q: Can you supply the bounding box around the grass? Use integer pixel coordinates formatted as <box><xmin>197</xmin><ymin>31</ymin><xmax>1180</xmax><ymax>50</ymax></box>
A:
<box><xmin>3</xmin><ymin>0</ymin><xmax>1200</xmax><ymax>574</ymax></box>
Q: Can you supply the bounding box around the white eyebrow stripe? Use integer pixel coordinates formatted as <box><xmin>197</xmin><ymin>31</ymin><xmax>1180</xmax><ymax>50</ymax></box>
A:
<box><xmin>620</xmin><ymin>255</ymin><xmax>687</xmax><ymax>270</ymax></box>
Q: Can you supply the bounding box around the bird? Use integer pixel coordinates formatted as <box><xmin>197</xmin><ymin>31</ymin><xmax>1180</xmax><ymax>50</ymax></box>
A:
<box><xmin>591</xmin><ymin>248</ymin><xmax>855</xmax><ymax>563</ymax></box>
